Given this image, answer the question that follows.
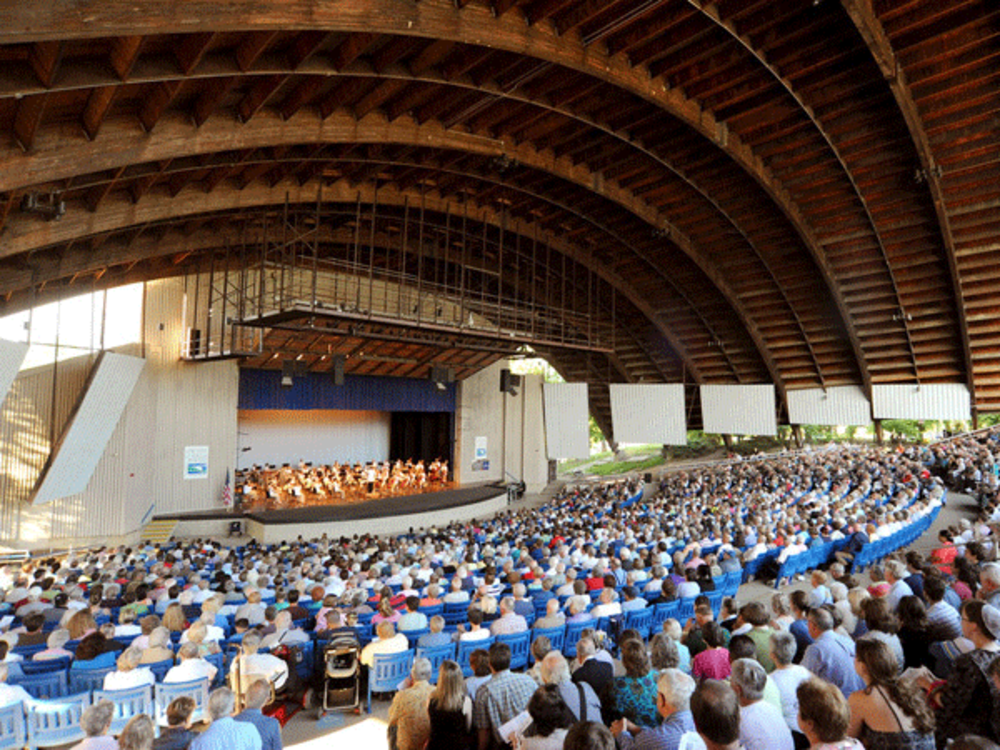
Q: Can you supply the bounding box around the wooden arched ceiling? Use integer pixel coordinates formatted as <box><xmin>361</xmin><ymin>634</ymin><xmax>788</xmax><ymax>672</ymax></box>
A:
<box><xmin>0</xmin><ymin>0</ymin><xmax>997</xmax><ymax>418</ymax></box>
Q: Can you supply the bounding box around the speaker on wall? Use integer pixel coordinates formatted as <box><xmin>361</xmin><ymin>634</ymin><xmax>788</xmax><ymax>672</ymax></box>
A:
<box><xmin>500</xmin><ymin>368</ymin><xmax>523</xmax><ymax>395</ymax></box>
<box><xmin>331</xmin><ymin>355</ymin><xmax>345</xmax><ymax>386</ymax></box>
<box><xmin>188</xmin><ymin>328</ymin><xmax>202</xmax><ymax>357</ymax></box>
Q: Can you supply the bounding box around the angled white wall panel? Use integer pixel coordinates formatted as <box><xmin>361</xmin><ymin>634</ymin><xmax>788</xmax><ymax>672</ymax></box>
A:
<box><xmin>610</xmin><ymin>384</ymin><xmax>687</xmax><ymax>445</ymax></box>
<box><xmin>543</xmin><ymin>382</ymin><xmax>590</xmax><ymax>460</ymax></box>
<box><xmin>700</xmin><ymin>384</ymin><xmax>777</xmax><ymax>436</ymax></box>
<box><xmin>0</xmin><ymin>339</ymin><xmax>28</xmax><ymax>409</ymax></box>
<box><xmin>872</xmin><ymin>383</ymin><xmax>970</xmax><ymax>421</ymax></box>
<box><xmin>32</xmin><ymin>352</ymin><xmax>146</xmax><ymax>505</ymax></box>
<box><xmin>787</xmin><ymin>386</ymin><xmax>870</xmax><ymax>426</ymax></box>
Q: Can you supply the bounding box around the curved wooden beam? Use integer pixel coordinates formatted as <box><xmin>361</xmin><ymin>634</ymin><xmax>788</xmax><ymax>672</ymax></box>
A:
<box><xmin>839</xmin><ymin>0</ymin><xmax>974</xmax><ymax>407</ymax></box>
<box><xmin>1</xmin><ymin>113</ymin><xmax>784</xmax><ymax>387</ymax></box>
<box><xmin>3</xmin><ymin>177</ymin><xmax>720</xmax><ymax>385</ymax></box>
<box><xmin>0</xmin><ymin>0</ymin><xmax>872</xmax><ymax>386</ymax></box>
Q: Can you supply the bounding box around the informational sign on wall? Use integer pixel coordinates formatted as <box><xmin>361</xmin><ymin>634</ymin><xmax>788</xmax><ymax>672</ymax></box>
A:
<box><xmin>184</xmin><ymin>445</ymin><xmax>209</xmax><ymax>480</ymax></box>
<box><xmin>474</xmin><ymin>436</ymin><xmax>488</xmax><ymax>460</ymax></box>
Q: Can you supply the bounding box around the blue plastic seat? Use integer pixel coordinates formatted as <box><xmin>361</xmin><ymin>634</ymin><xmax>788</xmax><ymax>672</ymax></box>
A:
<box><xmin>623</xmin><ymin>607</ymin><xmax>653</xmax><ymax>640</ymax></box>
<box><xmin>456</xmin><ymin>637</ymin><xmax>495</xmax><ymax>677</ymax></box>
<box><xmin>495</xmin><ymin>631</ymin><xmax>530</xmax><ymax>671</ymax></box>
<box><xmin>25</xmin><ymin>691</ymin><xmax>91</xmax><ymax>750</ymax></box>
<box><xmin>367</xmin><ymin>649</ymin><xmax>414</xmax><ymax>713</ymax></box>
<box><xmin>154</xmin><ymin>678</ymin><xmax>209</xmax><ymax>727</ymax></box>
<box><xmin>9</xmin><ymin>672</ymin><xmax>67</xmax><ymax>701</ymax></box>
<box><xmin>204</xmin><ymin>652</ymin><xmax>225</xmax><ymax>687</ymax></box>
<box><xmin>415</xmin><ymin>642</ymin><xmax>457</xmax><ymax>684</ymax></box>
<box><xmin>0</xmin><ymin>701</ymin><xmax>26</xmax><ymax>750</ymax></box>
<box><xmin>529</xmin><ymin>626</ymin><xmax>565</xmax><ymax>660</ymax></box>
<box><xmin>68</xmin><ymin>666</ymin><xmax>114</xmax><ymax>694</ymax></box>
<box><xmin>20</xmin><ymin>658</ymin><xmax>70</xmax><ymax>676</ymax></box>
<box><xmin>92</xmin><ymin>685</ymin><xmax>154</xmax><ymax>735</ymax></box>
<box><xmin>400</xmin><ymin>628</ymin><xmax>429</xmax><ymax>648</ymax></box>
<box><xmin>145</xmin><ymin>658</ymin><xmax>174</xmax><ymax>683</ymax></box>
<box><xmin>562</xmin><ymin>620</ymin><xmax>594</xmax><ymax>659</ymax></box>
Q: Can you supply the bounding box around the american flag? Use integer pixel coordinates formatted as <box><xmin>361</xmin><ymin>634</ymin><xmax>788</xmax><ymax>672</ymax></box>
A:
<box><xmin>222</xmin><ymin>468</ymin><xmax>233</xmax><ymax>507</ymax></box>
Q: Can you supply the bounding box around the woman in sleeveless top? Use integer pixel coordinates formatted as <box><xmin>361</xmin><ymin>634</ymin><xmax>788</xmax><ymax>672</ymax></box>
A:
<box><xmin>427</xmin><ymin>659</ymin><xmax>473</xmax><ymax>750</ymax></box>
<box><xmin>847</xmin><ymin>639</ymin><xmax>935</xmax><ymax>750</ymax></box>
<box><xmin>935</xmin><ymin>600</ymin><xmax>1000</xmax><ymax>746</ymax></box>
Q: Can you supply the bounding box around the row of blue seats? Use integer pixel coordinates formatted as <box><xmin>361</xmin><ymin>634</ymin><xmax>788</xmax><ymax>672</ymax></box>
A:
<box><xmin>0</xmin><ymin>678</ymin><xmax>211</xmax><ymax>750</ymax></box>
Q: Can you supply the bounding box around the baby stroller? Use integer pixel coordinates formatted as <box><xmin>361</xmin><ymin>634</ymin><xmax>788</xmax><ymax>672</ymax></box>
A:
<box><xmin>322</xmin><ymin>642</ymin><xmax>361</xmax><ymax>714</ymax></box>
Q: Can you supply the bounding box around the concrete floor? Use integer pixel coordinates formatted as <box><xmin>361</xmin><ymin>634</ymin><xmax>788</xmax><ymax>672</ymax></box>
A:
<box><xmin>276</xmin><ymin>485</ymin><xmax>978</xmax><ymax>749</ymax></box>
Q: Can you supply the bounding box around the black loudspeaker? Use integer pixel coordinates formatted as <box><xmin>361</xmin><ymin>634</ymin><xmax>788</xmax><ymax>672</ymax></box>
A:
<box><xmin>429</xmin><ymin>366</ymin><xmax>453</xmax><ymax>384</ymax></box>
<box><xmin>500</xmin><ymin>369</ymin><xmax>523</xmax><ymax>394</ymax></box>
<box><xmin>644</xmin><ymin>472</ymin><xmax>653</xmax><ymax>483</ymax></box>
<box><xmin>331</xmin><ymin>355</ymin><xmax>345</xmax><ymax>386</ymax></box>
<box><xmin>188</xmin><ymin>328</ymin><xmax>202</xmax><ymax>357</ymax></box>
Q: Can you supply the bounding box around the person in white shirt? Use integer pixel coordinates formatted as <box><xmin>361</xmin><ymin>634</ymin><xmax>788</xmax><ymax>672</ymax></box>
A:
<box><xmin>103</xmin><ymin>647</ymin><xmax>156</xmax><ymax>691</ymax></box>
<box><xmin>359</xmin><ymin>621</ymin><xmax>409</xmax><ymax>668</ymax></box>
<box><xmin>589</xmin><ymin>588</ymin><xmax>623</xmax><ymax>619</ymax></box>
<box><xmin>114</xmin><ymin>609</ymin><xmax>143</xmax><ymax>642</ymax></box>
<box><xmin>259</xmin><ymin>611</ymin><xmax>310</xmax><ymax>650</ymax></box>
<box><xmin>164</xmin><ymin>642</ymin><xmax>218</xmax><ymax>684</ymax></box>
<box><xmin>231</xmin><ymin>632</ymin><xmax>289</xmax><ymax>693</ymax></box>
<box><xmin>181</xmin><ymin>614</ymin><xmax>225</xmax><ymax>647</ymax></box>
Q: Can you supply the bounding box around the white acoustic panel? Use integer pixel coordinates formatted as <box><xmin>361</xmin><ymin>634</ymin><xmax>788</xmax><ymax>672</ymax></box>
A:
<box><xmin>543</xmin><ymin>382</ymin><xmax>590</xmax><ymax>460</ymax></box>
<box><xmin>872</xmin><ymin>383</ymin><xmax>970</xmax><ymax>421</ymax></box>
<box><xmin>787</xmin><ymin>386</ymin><xmax>871</xmax><ymax>426</ymax></box>
<box><xmin>700</xmin><ymin>384</ymin><xmax>777</xmax><ymax>436</ymax></box>
<box><xmin>32</xmin><ymin>352</ymin><xmax>146</xmax><ymax>504</ymax></box>
<box><xmin>0</xmin><ymin>339</ymin><xmax>29</xmax><ymax>409</ymax></box>
<box><xmin>610</xmin><ymin>384</ymin><xmax>687</xmax><ymax>445</ymax></box>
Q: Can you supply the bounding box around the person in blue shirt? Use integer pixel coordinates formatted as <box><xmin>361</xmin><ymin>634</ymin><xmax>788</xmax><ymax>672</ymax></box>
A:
<box><xmin>190</xmin><ymin>687</ymin><xmax>262</xmax><ymax>750</ymax></box>
<box><xmin>235</xmin><ymin>679</ymin><xmax>282</xmax><ymax>750</ymax></box>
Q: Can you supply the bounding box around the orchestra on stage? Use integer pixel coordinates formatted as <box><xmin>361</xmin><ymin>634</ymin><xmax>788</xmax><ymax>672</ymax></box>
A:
<box><xmin>234</xmin><ymin>457</ymin><xmax>450</xmax><ymax>510</ymax></box>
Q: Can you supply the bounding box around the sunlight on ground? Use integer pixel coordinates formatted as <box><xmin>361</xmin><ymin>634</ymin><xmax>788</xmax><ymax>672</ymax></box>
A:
<box><xmin>287</xmin><ymin>716</ymin><xmax>389</xmax><ymax>750</ymax></box>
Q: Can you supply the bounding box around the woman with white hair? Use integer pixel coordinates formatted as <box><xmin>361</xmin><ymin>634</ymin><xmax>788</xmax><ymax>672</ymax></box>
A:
<box><xmin>103</xmin><ymin>646</ymin><xmax>155</xmax><ymax>691</ymax></box>
<box><xmin>71</xmin><ymin>700</ymin><xmax>117</xmax><ymax>750</ymax></box>
<box><xmin>138</xmin><ymin>627</ymin><xmax>174</xmax><ymax>665</ymax></box>
<box><xmin>32</xmin><ymin>629</ymin><xmax>74</xmax><ymax>661</ymax></box>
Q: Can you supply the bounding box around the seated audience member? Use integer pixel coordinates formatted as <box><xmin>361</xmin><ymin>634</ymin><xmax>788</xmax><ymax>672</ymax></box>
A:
<box><xmin>691</xmin><ymin>622</ymin><xmax>731</xmax><ymax>681</ymax></box>
<box><xmin>119</xmin><ymin>714</ymin><xmax>155</xmax><ymax>750</ymax></box>
<box><xmin>769</xmin><ymin>631</ymin><xmax>812</xmax><ymax>742</ymax></box>
<box><xmin>153</xmin><ymin>696</ymin><xmax>198</xmax><ymax>750</ymax></box>
<box><xmin>0</xmin><ymin>662</ymin><xmax>53</xmax><ymax>709</ymax></box>
<box><xmin>72</xmin><ymin>700</ymin><xmax>118</xmax><ymax>750</ymax></box>
<box><xmin>516</xmin><ymin>683</ymin><xmax>577</xmax><ymax>750</ymax></box>
<box><xmin>457</xmin><ymin>607</ymin><xmax>491</xmax><ymax>641</ymax></box>
<box><xmin>190</xmin><ymin>688</ymin><xmax>262</xmax><ymax>750</ymax></box>
<box><xmin>859</xmin><ymin>597</ymin><xmax>904</xmax><ymax>673</ymax></box>
<box><xmin>359</xmin><ymin>621</ymin><xmax>409</xmax><ymax>669</ymax></box>
<box><xmin>115</xmin><ymin>609</ymin><xmax>143</xmax><ymax>641</ymax></box>
<box><xmin>33</xmin><ymin>628</ymin><xmax>74</xmax><ymax>661</ymax></box>
<box><xmin>611</xmin><ymin>668</ymin><xmax>697</xmax><ymax>750</ymax></box>
<box><xmin>491</xmin><ymin>597</ymin><xmax>528</xmax><ymax>635</ymax></box>
<box><xmin>591</xmin><ymin>588</ymin><xmax>623</xmax><ymax>618</ymax></box>
<box><xmin>235</xmin><ymin>679</ymin><xmax>283</xmax><ymax>750</ymax></box>
<box><xmin>796</xmin><ymin>678</ymin><xmax>863</xmax><ymax>750</ymax></box>
<box><xmin>15</xmin><ymin>613</ymin><xmax>47</xmax><ymax>646</ymax></box>
<box><xmin>565</xmin><ymin>722</ymin><xmax>617</xmax><ymax>750</ymax></box>
<box><xmin>231</xmin><ymin>631</ymin><xmax>289</xmax><ymax>694</ymax></box>
<box><xmin>465</xmin><ymin>649</ymin><xmax>492</xmax><ymax>699</ymax></box>
<box><xmin>924</xmin><ymin>575</ymin><xmax>962</xmax><ymax>642</ymax></box>
<box><xmin>730</xmin><ymin>658</ymin><xmax>793</xmax><ymax>750</ymax></box>
<box><xmin>397</xmin><ymin>596</ymin><xmax>429</xmax><ymax>633</ymax></box>
<box><xmin>103</xmin><ymin>646</ymin><xmax>156</xmax><ymax>691</ymax></box>
<box><xmin>139</xmin><ymin>627</ymin><xmax>175</xmax><ymax>665</ymax></box>
<box><xmin>259</xmin><ymin>610</ymin><xmax>309</xmax><ymax>650</ymax></box>
<box><xmin>417</xmin><ymin>615</ymin><xmax>452</xmax><ymax>648</ymax></box>
<box><xmin>847</xmin><ymin>639</ymin><xmax>934</xmax><ymax>750</ymax></box>
<box><xmin>472</xmin><ymin>643</ymin><xmax>537</xmax><ymax>750</ymax></box>
<box><xmin>896</xmin><ymin>596</ymin><xmax>934</xmax><ymax>671</ymax></box>
<box><xmin>801</xmin><ymin>608</ymin><xmax>864</xmax><ymax>698</ymax></box>
<box><xmin>427</xmin><ymin>659</ymin><xmax>473</xmax><ymax>748</ymax></box>
<box><xmin>130</xmin><ymin>615</ymin><xmax>161</xmax><ymax>651</ymax></box>
<box><xmin>936</xmin><ymin>601</ymin><xmax>1000</xmax><ymax>746</ymax></box>
<box><xmin>691</xmin><ymin>679</ymin><xmax>741</xmax><ymax>750</ymax></box>
<box><xmin>539</xmin><ymin>651</ymin><xmax>602</xmax><ymax>722</ymax></box>
<box><xmin>387</xmin><ymin>658</ymin><xmax>434</xmax><ymax>750</ymax></box>
<box><xmin>602</xmin><ymin>639</ymin><xmax>660</xmax><ymax>728</ymax></box>
<box><xmin>663</xmin><ymin>620</ymin><xmax>692</xmax><ymax>673</ymax></box>
<box><xmin>164</xmin><ymin>642</ymin><xmax>218</xmax><ymax>684</ymax></box>
<box><xmin>534</xmin><ymin>598</ymin><xmax>566</xmax><ymax>630</ymax></box>
<box><xmin>573</xmin><ymin>636</ymin><xmax>614</xmax><ymax>698</ymax></box>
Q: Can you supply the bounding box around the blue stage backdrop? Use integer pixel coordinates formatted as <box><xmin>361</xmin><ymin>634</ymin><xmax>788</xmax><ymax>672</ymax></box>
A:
<box><xmin>238</xmin><ymin>369</ymin><xmax>457</xmax><ymax>412</ymax></box>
